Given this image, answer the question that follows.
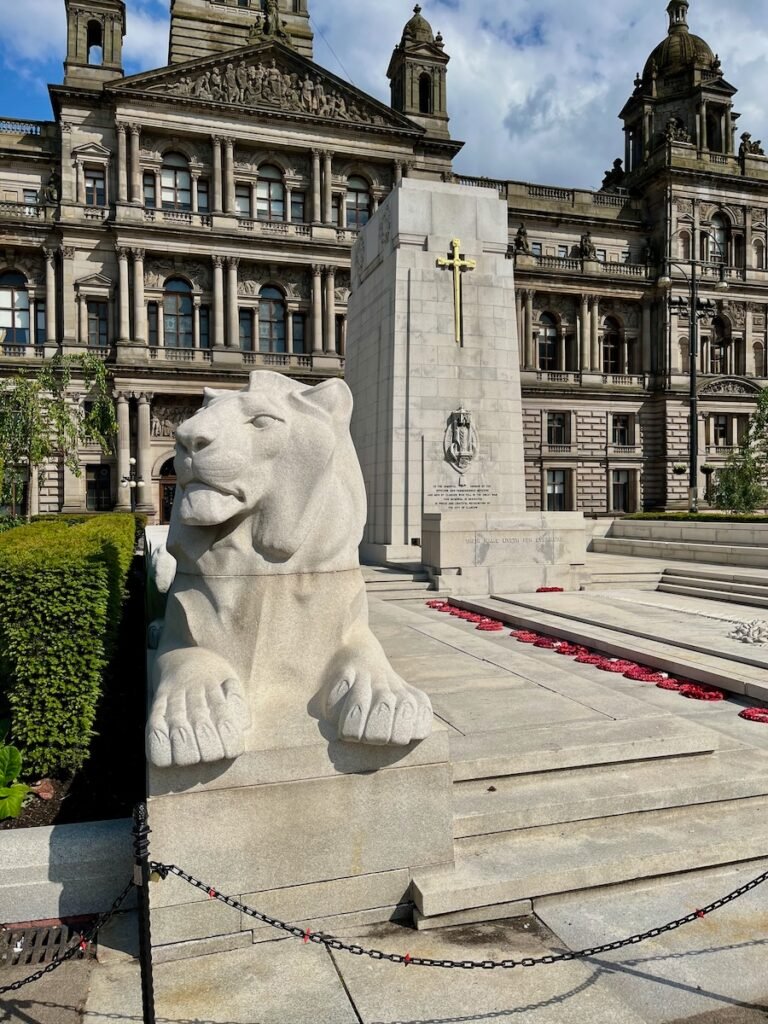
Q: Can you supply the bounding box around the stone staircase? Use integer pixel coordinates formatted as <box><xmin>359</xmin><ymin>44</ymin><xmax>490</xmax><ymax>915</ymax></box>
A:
<box><xmin>362</xmin><ymin>564</ymin><xmax>437</xmax><ymax>600</ymax></box>
<box><xmin>658</xmin><ymin>567</ymin><xmax>768</xmax><ymax>609</ymax></box>
<box><xmin>592</xmin><ymin>518</ymin><xmax>768</xmax><ymax>569</ymax></box>
<box><xmin>411</xmin><ymin>718</ymin><xmax>768</xmax><ymax>929</ymax></box>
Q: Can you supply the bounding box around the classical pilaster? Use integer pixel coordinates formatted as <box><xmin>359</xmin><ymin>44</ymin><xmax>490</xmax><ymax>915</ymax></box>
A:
<box><xmin>193</xmin><ymin>297</ymin><xmax>201</xmax><ymax>348</ymax></box>
<box><xmin>324</xmin><ymin>265</ymin><xmax>336</xmax><ymax>353</ymax></box>
<box><xmin>43</xmin><ymin>248</ymin><xmax>57</xmax><ymax>350</ymax></box>
<box><xmin>77</xmin><ymin>293</ymin><xmax>88</xmax><ymax>346</ymax></box>
<box><xmin>132</xmin><ymin>248</ymin><xmax>146</xmax><ymax>345</ymax></box>
<box><xmin>212</xmin><ymin>137</ymin><xmax>223</xmax><ymax>214</ymax></box>
<box><xmin>590</xmin><ymin>296</ymin><xmax>600</xmax><ymax>371</ymax></box>
<box><xmin>515</xmin><ymin>290</ymin><xmax>523</xmax><ymax>359</ymax></box>
<box><xmin>322</xmin><ymin>151</ymin><xmax>333</xmax><ymax>225</ymax></box>
<box><xmin>311</xmin><ymin>264</ymin><xmax>323</xmax><ymax>353</ymax></box>
<box><xmin>129</xmin><ymin>125</ymin><xmax>141</xmax><ymax>204</ymax></box>
<box><xmin>117</xmin><ymin>247</ymin><xmax>131</xmax><ymax>344</ymax></box>
<box><xmin>212</xmin><ymin>255</ymin><xmax>225</xmax><ymax>347</ymax></box>
<box><xmin>116</xmin><ymin>123</ymin><xmax>128</xmax><ymax>203</ymax></box>
<box><xmin>60</xmin><ymin>246</ymin><xmax>77</xmax><ymax>348</ymax></box>
<box><xmin>115</xmin><ymin>393</ymin><xmax>131</xmax><ymax>511</ymax></box>
<box><xmin>579</xmin><ymin>294</ymin><xmax>590</xmax><ymax>371</ymax></box>
<box><xmin>523</xmin><ymin>289</ymin><xmax>534</xmax><ymax>369</ymax></box>
<box><xmin>226</xmin><ymin>257</ymin><xmax>239</xmax><ymax>348</ymax></box>
<box><xmin>394</xmin><ymin>160</ymin><xmax>403</xmax><ymax>187</ymax></box>
<box><xmin>223</xmin><ymin>138</ymin><xmax>235</xmax><ymax>215</ymax></box>
<box><xmin>136</xmin><ymin>393</ymin><xmax>155</xmax><ymax>513</ymax></box>
<box><xmin>641</xmin><ymin>299</ymin><xmax>652</xmax><ymax>373</ymax></box>
<box><xmin>312</xmin><ymin>149</ymin><xmax>322</xmax><ymax>224</ymax></box>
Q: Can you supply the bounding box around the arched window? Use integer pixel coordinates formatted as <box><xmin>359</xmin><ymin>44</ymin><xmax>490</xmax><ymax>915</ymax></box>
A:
<box><xmin>602</xmin><ymin>316</ymin><xmax>622</xmax><ymax>374</ymax></box>
<box><xmin>161</xmin><ymin>153</ymin><xmax>191</xmax><ymax>211</ymax></box>
<box><xmin>709</xmin><ymin>316</ymin><xmax>729</xmax><ymax>374</ymax></box>
<box><xmin>710</xmin><ymin>213</ymin><xmax>728</xmax><ymax>263</ymax></box>
<box><xmin>678</xmin><ymin>336</ymin><xmax>689</xmax><ymax>372</ymax></box>
<box><xmin>538</xmin><ymin>313</ymin><xmax>558</xmax><ymax>370</ymax></box>
<box><xmin>679</xmin><ymin>230</ymin><xmax>691</xmax><ymax>261</ymax></box>
<box><xmin>419</xmin><ymin>73</ymin><xmax>433</xmax><ymax>115</ymax></box>
<box><xmin>753</xmin><ymin>342</ymin><xmax>765</xmax><ymax>377</ymax></box>
<box><xmin>345</xmin><ymin>176</ymin><xmax>371</xmax><ymax>230</ymax></box>
<box><xmin>86</xmin><ymin>19</ymin><xmax>103</xmax><ymax>65</ymax></box>
<box><xmin>754</xmin><ymin>239</ymin><xmax>765</xmax><ymax>271</ymax></box>
<box><xmin>0</xmin><ymin>271</ymin><xmax>30</xmax><ymax>346</ymax></box>
<box><xmin>256</xmin><ymin>164</ymin><xmax>285</xmax><ymax>222</ymax></box>
<box><xmin>163</xmin><ymin>278</ymin><xmax>193</xmax><ymax>349</ymax></box>
<box><xmin>258</xmin><ymin>286</ymin><xmax>286</xmax><ymax>353</ymax></box>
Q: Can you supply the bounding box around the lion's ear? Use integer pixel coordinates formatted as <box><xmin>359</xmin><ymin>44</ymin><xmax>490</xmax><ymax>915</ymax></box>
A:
<box><xmin>302</xmin><ymin>379</ymin><xmax>353</xmax><ymax>424</ymax></box>
<box><xmin>202</xmin><ymin>387</ymin><xmax>234</xmax><ymax>408</ymax></box>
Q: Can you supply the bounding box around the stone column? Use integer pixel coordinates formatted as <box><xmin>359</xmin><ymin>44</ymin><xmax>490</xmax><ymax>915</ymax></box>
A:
<box><xmin>60</xmin><ymin>246</ymin><xmax>77</xmax><ymax>347</ymax></box>
<box><xmin>136</xmin><ymin>392</ymin><xmax>155</xmax><ymax>513</ymax></box>
<box><xmin>117</xmin><ymin>248</ymin><xmax>130</xmax><ymax>344</ymax></box>
<box><xmin>76</xmin><ymin>161</ymin><xmax>86</xmax><ymax>206</ymax></box>
<box><xmin>285</xmin><ymin>185</ymin><xmax>292</xmax><ymax>222</ymax></box>
<box><xmin>579</xmin><ymin>295</ymin><xmax>590</xmax><ymax>371</ymax></box>
<box><xmin>154</xmin><ymin>169</ymin><xmax>162</xmax><ymax>209</ymax></box>
<box><xmin>78</xmin><ymin>293</ymin><xmax>88</xmax><ymax>346</ymax></box>
<box><xmin>524</xmin><ymin>290</ymin><xmax>534</xmax><ymax>369</ymax></box>
<box><xmin>311</xmin><ymin>264</ymin><xmax>323</xmax><ymax>353</ymax></box>
<box><xmin>622</xmin><ymin>336</ymin><xmax>629</xmax><ymax>375</ymax></box>
<box><xmin>223</xmin><ymin>138</ymin><xmax>235</xmax><ymax>214</ymax></box>
<box><xmin>193</xmin><ymin>297</ymin><xmax>201</xmax><ymax>349</ymax></box>
<box><xmin>213</xmin><ymin>256</ymin><xmax>225</xmax><ymax>348</ymax></box>
<box><xmin>394</xmin><ymin>160</ymin><xmax>403</xmax><ymax>187</ymax></box>
<box><xmin>641</xmin><ymin>299</ymin><xmax>652</xmax><ymax>374</ymax></box>
<box><xmin>191</xmin><ymin>174</ymin><xmax>199</xmax><ymax>214</ymax></box>
<box><xmin>129</xmin><ymin>125</ymin><xmax>141</xmax><ymax>204</ymax></box>
<box><xmin>323</xmin><ymin>151</ymin><xmax>333</xmax><ymax>225</ymax></box>
<box><xmin>132</xmin><ymin>248</ymin><xmax>146</xmax><ymax>345</ymax></box>
<box><xmin>44</xmin><ymin>248</ymin><xmax>56</xmax><ymax>348</ymax></box>
<box><xmin>60</xmin><ymin>123</ymin><xmax>73</xmax><ymax>203</ymax></box>
<box><xmin>115</xmin><ymin>393</ymin><xmax>131</xmax><ymax>511</ymax></box>
<box><xmin>212</xmin><ymin>137</ymin><xmax>223</xmax><ymax>214</ymax></box>
<box><xmin>312</xmin><ymin>149</ymin><xmax>322</xmax><ymax>224</ymax></box>
<box><xmin>286</xmin><ymin>308</ymin><xmax>294</xmax><ymax>353</ymax></box>
<box><xmin>324</xmin><ymin>266</ymin><xmax>336</xmax><ymax>353</ymax></box>
<box><xmin>558</xmin><ymin>327</ymin><xmax>567</xmax><ymax>372</ymax></box>
<box><xmin>29</xmin><ymin>466</ymin><xmax>40</xmax><ymax>518</ymax></box>
<box><xmin>226</xmin><ymin>257</ymin><xmax>239</xmax><ymax>348</ymax></box>
<box><xmin>339</xmin><ymin>316</ymin><xmax>347</xmax><ymax>357</ymax></box>
<box><xmin>590</xmin><ymin>296</ymin><xmax>600</xmax><ymax>371</ymax></box>
<box><xmin>116</xmin><ymin>123</ymin><xmax>128</xmax><ymax>203</ymax></box>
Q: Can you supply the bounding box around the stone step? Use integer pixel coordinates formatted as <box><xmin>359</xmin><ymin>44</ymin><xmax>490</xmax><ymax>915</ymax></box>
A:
<box><xmin>453</xmin><ymin>750</ymin><xmax>768</xmax><ymax>838</ymax></box>
<box><xmin>669</xmin><ymin>566</ymin><xmax>768</xmax><ymax>587</ymax></box>
<box><xmin>412</xmin><ymin>795</ymin><xmax>768</xmax><ymax>918</ymax></box>
<box><xmin>449</xmin><ymin>717</ymin><xmax>720</xmax><ymax>784</ymax></box>
<box><xmin>659</xmin><ymin>583</ymin><xmax>768</xmax><ymax>609</ymax></box>
<box><xmin>593</xmin><ymin>536</ymin><xmax>768</xmax><ymax>568</ymax></box>
<box><xmin>661</xmin><ymin>573</ymin><xmax>768</xmax><ymax>598</ymax></box>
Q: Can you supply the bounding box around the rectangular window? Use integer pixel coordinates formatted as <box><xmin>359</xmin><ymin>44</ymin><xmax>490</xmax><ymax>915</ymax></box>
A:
<box><xmin>596</xmin><ymin>249</ymin><xmax>607</xmax><ymax>262</ymax></box>
<box><xmin>291</xmin><ymin>191</ymin><xmax>306</xmax><ymax>223</ymax></box>
<box><xmin>292</xmin><ymin>313</ymin><xmax>306</xmax><ymax>354</ymax></box>
<box><xmin>713</xmin><ymin>415</ymin><xmax>728</xmax><ymax>446</ymax></box>
<box><xmin>736</xmin><ymin>415</ymin><xmax>750</xmax><ymax>445</ymax></box>
<box><xmin>239</xmin><ymin>308</ymin><xmax>253</xmax><ymax>351</ymax></box>
<box><xmin>23</xmin><ymin>188</ymin><xmax>38</xmax><ymax>214</ymax></box>
<box><xmin>148</xmin><ymin>303</ymin><xmax>158</xmax><ymax>347</ymax></box>
<box><xmin>612</xmin><ymin>414</ymin><xmax>631</xmax><ymax>447</ymax></box>
<box><xmin>87</xmin><ymin>300</ymin><xmax>109</xmax><ymax>347</ymax></box>
<box><xmin>199</xmin><ymin>305</ymin><xmax>210</xmax><ymax>348</ymax></box>
<box><xmin>612</xmin><ymin>470</ymin><xmax>631</xmax><ymax>513</ymax></box>
<box><xmin>143</xmin><ymin>172</ymin><xmax>156</xmax><ymax>209</ymax></box>
<box><xmin>86</xmin><ymin>464</ymin><xmax>112</xmax><ymax>512</ymax></box>
<box><xmin>531</xmin><ymin>242</ymin><xmax>542</xmax><ymax>257</ymax></box>
<box><xmin>35</xmin><ymin>302</ymin><xmax>46</xmax><ymax>346</ymax></box>
<box><xmin>197</xmin><ymin>179</ymin><xmax>210</xmax><ymax>213</ymax></box>
<box><xmin>622</xmin><ymin>249</ymin><xmax>631</xmax><ymax>264</ymax></box>
<box><xmin>84</xmin><ymin>167</ymin><xmax>106</xmax><ymax>206</ymax></box>
<box><xmin>547</xmin><ymin>412</ymin><xmax>569</xmax><ymax>446</ymax></box>
<box><xmin>235</xmin><ymin>183</ymin><xmax>251</xmax><ymax>218</ymax></box>
<box><xmin>557</xmin><ymin>245</ymin><xmax>568</xmax><ymax>259</ymax></box>
<box><xmin>332</xmin><ymin>194</ymin><xmax>341</xmax><ymax>226</ymax></box>
<box><xmin>546</xmin><ymin>469</ymin><xmax>567</xmax><ymax>512</ymax></box>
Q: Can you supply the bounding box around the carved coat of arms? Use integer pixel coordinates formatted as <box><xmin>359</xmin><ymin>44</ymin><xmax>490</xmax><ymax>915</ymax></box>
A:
<box><xmin>444</xmin><ymin>407</ymin><xmax>478</xmax><ymax>476</ymax></box>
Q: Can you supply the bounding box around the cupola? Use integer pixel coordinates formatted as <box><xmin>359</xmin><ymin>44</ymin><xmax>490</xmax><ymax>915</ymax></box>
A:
<box><xmin>387</xmin><ymin>5</ymin><xmax>451</xmax><ymax>139</ymax></box>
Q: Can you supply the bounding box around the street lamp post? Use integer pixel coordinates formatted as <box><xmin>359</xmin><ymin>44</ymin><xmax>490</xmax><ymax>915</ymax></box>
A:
<box><xmin>120</xmin><ymin>456</ymin><xmax>145</xmax><ymax>513</ymax></box>
<box><xmin>658</xmin><ymin>256</ymin><xmax>728</xmax><ymax>513</ymax></box>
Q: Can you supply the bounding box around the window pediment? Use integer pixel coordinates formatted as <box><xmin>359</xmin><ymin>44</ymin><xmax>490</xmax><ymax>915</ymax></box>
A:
<box><xmin>72</xmin><ymin>142</ymin><xmax>111</xmax><ymax>160</ymax></box>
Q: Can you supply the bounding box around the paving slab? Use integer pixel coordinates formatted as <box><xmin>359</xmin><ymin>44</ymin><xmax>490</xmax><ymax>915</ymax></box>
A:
<box><xmin>0</xmin><ymin>962</ymin><xmax>93</xmax><ymax>1024</ymax></box>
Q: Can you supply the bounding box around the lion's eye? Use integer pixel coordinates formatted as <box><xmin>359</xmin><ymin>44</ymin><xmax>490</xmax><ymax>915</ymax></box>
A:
<box><xmin>251</xmin><ymin>415</ymin><xmax>276</xmax><ymax>429</ymax></box>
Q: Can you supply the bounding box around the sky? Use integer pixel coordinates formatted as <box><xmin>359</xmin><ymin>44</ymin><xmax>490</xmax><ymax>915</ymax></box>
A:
<box><xmin>1</xmin><ymin>0</ymin><xmax>767</xmax><ymax>190</ymax></box>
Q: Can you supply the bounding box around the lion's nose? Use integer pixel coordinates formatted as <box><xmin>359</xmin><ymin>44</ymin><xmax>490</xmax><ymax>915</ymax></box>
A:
<box><xmin>176</xmin><ymin>421</ymin><xmax>215</xmax><ymax>455</ymax></box>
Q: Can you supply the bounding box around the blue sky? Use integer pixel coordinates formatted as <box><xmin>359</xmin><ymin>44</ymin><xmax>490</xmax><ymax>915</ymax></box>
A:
<box><xmin>2</xmin><ymin>0</ymin><xmax>767</xmax><ymax>189</ymax></box>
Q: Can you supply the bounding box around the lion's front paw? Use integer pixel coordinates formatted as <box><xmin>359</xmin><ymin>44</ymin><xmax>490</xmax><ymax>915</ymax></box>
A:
<box><xmin>147</xmin><ymin>677</ymin><xmax>249</xmax><ymax>768</ymax></box>
<box><xmin>323</xmin><ymin>666</ymin><xmax>433</xmax><ymax>747</ymax></box>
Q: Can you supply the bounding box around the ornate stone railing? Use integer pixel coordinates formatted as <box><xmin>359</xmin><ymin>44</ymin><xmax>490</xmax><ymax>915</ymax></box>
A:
<box><xmin>528</xmin><ymin>185</ymin><xmax>575</xmax><ymax>202</ymax></box>
<box><xmin>533</xmin><ymin>370</ymin><xmax>581</xmax><ymax>384</ymax></box>
<box><xmin>450</xmin><ymin>174</ymin><xmax>508</xmax><ymax>198</ymax></box>
<box><xmin>0</xmin><ymin>200</ymin><xmax>43</xmax><ymax>219</ymax></box>
<box><xmin>0</xmin><ymin>118</ymin><xmax>43</xmax><ymax>135</ymax></box>
<box><xmin>149</xmin><ymin>347</ymin><xmax>213</xmax><ymax>363</ymax></box>
<box><xmin>541</xmin><ymin>443</ymin><xmax>574</xmax><ymax>455</ymax></box>
<box><xmin>593</xmin><ymin>192</ymin><xmax>628</xmax><ymax>207</ymax></box>
<box><xmin>533</xmin><ymin>256</ymin><xmax>581</xmax><ymax>271</ymax></box>
<box><xmin>607</xmin><ymin>444</ymin><xmax>642</xmax><ymax>457</ymax></box>
<box><xmin>144</xmin><ymin>208</ymin><xmax>211</xmax><ymax>229</ymax></box>
<box><xmin>242</xmin><ymin>352</ymin><xmax>313</xmax><ymax>369</ymax></box>
<box><xmin>602</xmin><ymin>261</ymin><xmax>647</xmax><ymax>278</ymax></box>
<box><xmin>83</xmin><ymin>207</ymin><xmax>108</xmax><ymax>222</ymax></box>
<box><xmin>602</xmin><ymin>373</ymin><xmax>647</xmax><ymax>387</ymax></box>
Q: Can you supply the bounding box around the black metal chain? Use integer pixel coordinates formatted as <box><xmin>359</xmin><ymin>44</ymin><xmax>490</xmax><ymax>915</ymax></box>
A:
<box><xmin>150</xmin><ymin>862</ymin><xmax>768</xmax><ymax>970</ymax></box>
<box><xmin>0</xmin><ymin>879</ymin><xmax>135</xmax><ymax>995</ymax></box>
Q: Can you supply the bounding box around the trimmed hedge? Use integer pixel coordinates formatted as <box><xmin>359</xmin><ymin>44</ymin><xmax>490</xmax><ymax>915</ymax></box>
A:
<box><xmin>0</xmin><ymin>514</ymin><xmax>138</xmax><ymax>778</ymax></box>
<box><xmin>623</xmin><ymin>512</ymin><xmax>768</xmax><ymax>524</ymax></box>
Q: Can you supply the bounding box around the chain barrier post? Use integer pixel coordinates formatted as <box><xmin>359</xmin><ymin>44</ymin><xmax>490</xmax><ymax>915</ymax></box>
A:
<box><xmin>132</xmin><ymin>802</ymin><xmax>157</xmax><ymax>1024</ymax></box>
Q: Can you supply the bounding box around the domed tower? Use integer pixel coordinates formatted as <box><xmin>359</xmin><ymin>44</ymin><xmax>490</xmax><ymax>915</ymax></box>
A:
<box><xmin>64</xmin><ymin>0</ymin><xmax>125</xmax><ymax>88</ymax></box>
<box><xmin>387</xmin><ymin>5</ymin><xmax>451</xmax><ymax>139</ymax></box>
<box><xmin>619</xmin><ymin>0</ymin><xmax>738</xmax><ymax>173</ymax></box>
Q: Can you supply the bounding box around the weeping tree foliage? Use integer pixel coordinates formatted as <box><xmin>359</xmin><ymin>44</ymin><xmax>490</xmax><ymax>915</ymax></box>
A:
<box><xmin>712</xmin><ymin>387</ymin><xmax>768</xmax><ymax>514</ymax></box>
<box><xmin>0</xmin><ymin>355</ymin><xmax>117</xmax><ymax>520</ymax></box>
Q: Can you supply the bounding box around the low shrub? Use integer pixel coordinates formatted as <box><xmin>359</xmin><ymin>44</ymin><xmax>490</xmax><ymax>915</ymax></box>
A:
<box><xmin>622</xmin><ymin>512</ymin><xmax>768</xmax><ymax>524</ymax></box>
<box><xmin>0</xmin><ymin>514</ymin><xmax>138</xmax><ymax>778</ymax></box>
<box><xmin>0</xmin><ymin>516</ymin><xmax>26</xmax><ymax>534</ymax></box>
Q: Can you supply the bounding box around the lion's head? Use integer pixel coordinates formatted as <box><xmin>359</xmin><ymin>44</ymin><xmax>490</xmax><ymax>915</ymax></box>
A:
<box><xmin>168</xmin><ymin>372</ymin><xmax>367</xmax><ymax>572</ymax></box>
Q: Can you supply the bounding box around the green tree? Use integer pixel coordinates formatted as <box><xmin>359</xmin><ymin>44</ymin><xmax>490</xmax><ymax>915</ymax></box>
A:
<box><xmin>0</xmin><ymin>355</ymin><xmax>117</xmax><ymax>521</ymax></box>
<box><xmin>712</xmin><ymin>387</ymin><xmax>768</xmax><ymax>514</ymax></box>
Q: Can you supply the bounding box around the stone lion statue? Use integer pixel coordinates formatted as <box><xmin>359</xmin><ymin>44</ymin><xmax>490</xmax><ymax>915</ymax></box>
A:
<box><xmin>147</xmin><ymin>371</ymin><xmax>433</xmax><ymax>767</ymax></box>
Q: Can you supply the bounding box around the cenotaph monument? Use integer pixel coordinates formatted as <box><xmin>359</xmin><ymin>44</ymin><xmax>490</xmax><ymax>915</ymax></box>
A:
<box><xmin>345</xmin><ymin>178</ymin><xmax>586</xmax><ymax>595</ymax></box>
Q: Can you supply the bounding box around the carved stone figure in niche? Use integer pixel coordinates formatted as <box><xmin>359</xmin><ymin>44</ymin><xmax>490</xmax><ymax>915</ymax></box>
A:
<box><xmin>44</xmin><ymin>172</ymin><xmax>59</xmax><ymax>204</ymax></box>
<box><xmin>146</xmin><ymin>372</ymin><xmax>433</xmax><ymax>767</ymax></box>
<box><xmin>664</xmin><ymin>117</ymin><xmax>691</xmax><ymax>144</ymax></box>
<box><xmin>601</xmin><ymin>159</ymin><xmax>625</xmax><ymax>191</ymax></box>
<box><xmin>740</xmin><ymin>133</ymin><xmax>765</xmax><ymax>158</ymax></box>
<box><xmin>444</xmin><ymin>406</ymin><xmax>478</xmax><ymax>477</ymax></box>
<box><xmin>580</xmin><ymin>232</ymin><xmax>598</xmax><ymax>260</ymax></box>
<box><xmin>514</xmin><ymin>223</ymin><xmax>531</xmax><ymax>255</ymax></box>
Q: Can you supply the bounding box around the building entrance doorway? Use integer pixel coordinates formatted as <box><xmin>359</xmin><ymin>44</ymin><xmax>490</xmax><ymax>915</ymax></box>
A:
<box><xmin>159</xmin><ymin>458</ymin><xmax>177</xmax><ymax>524</ymax></box>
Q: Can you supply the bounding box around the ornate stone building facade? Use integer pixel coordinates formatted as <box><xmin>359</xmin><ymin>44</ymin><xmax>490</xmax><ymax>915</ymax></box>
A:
<box><xmin>0</xmin><ymin>0</ymin><xmax>766</xmax><ymax>520</ymax></box>
<box><xmin>0</xmin><ymin>0</ymin><xmax>459</xmax><ymax>519</ymax></box>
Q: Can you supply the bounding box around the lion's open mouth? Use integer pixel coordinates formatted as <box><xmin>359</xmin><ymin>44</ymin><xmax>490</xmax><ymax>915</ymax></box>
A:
<box><xmin>178</xmin><ymin>481</ymin><xmax>246</xmax><ymax>526</ymax></box>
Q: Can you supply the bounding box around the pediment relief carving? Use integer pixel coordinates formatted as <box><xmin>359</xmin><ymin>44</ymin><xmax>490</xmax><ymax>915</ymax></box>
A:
<box><xmin>115</xmin><ymin>47</ymin><xmax>416</xmax><ymax>132</ymax></box>
<box><xmin>699</xmin><ymin>377</ymin><xmax>762</xmax><ymax>396</ymax></box>
<box><xmin>145</xmin><ymin>258</ymin><xmax>211</xmax><ymax>291</ymax></box>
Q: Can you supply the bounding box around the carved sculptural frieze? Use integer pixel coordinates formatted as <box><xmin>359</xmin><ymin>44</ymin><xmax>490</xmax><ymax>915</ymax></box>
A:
<box><xmin>151</xmin><ymin>402</ymin><xmax>203</xmax><ymax>439</ymax></box>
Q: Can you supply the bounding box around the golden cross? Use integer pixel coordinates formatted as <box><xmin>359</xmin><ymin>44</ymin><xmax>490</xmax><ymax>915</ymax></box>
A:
<box><xmin>437</xmin><ymin>238</ymin><xmax>477</xmax><ymax>346</ymax></box>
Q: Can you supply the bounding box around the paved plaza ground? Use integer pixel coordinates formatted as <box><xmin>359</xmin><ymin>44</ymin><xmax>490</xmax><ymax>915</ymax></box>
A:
<box><xmin>2</xmin><ymin>557</ymin><xmax>768</xmax><ymax>1024</ymax></box>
